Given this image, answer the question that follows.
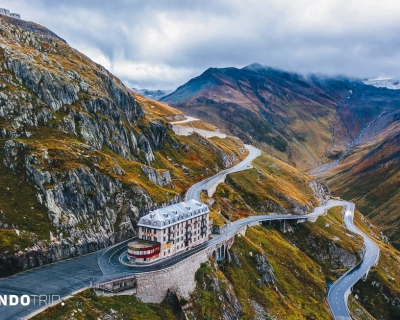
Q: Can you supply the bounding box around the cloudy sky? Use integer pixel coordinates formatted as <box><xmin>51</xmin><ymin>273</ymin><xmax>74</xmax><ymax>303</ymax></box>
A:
<box><xmin>3</xmin><ymin>0</ymin><xmax>400</xmax><ymax>89</ymax></box>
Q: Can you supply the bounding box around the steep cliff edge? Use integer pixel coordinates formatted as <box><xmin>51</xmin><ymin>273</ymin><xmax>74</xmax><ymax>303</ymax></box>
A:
<box><xmin>0</xmin><ymin>17</ymin><xmax>247</xmax><ymax>277</ymax></box>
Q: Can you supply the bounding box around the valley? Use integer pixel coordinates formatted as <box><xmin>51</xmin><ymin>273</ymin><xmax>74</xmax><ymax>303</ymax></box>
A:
<box><xmin>161</xmin><ymin>64</ymin><xmax>400</xmax><ymax>250</ymax></box>
<box><xmin>0</xmin><ymin>12</ymin><xmax>399</xmax><ymax>320</ymax></box>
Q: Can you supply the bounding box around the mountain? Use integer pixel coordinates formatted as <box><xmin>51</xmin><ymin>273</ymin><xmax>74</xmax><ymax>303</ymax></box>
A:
<box><xmin>2</xmin><ymin>16</ymin><xmax>400</xmax><ymax>320</ymax></box>
<box><xmin>131</xmin><ymin>88</ymin><xmax>173</xmax><ymax>100</ymax></box>
<box><xmin>0</xmin><ymin>18</ymin><xmax>328</xmax><ymax>279</ymax></box>
<box><xmin>0</xmin><ymin>17</ymin><xmax>251</xmax><ymax>276</ymax></box>
<box><xmin>162</xmin><ymin>63</ymin><xmax>400</xmax><ymax>247</ymax></box>
<box><xmin>162</xmin><ymin>63</ymin><xmax>400</xmax><ymax>171</ymax></box>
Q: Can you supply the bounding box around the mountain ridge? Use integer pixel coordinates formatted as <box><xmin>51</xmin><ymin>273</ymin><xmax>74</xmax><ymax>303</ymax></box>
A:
<box><xmin>161</xmin><ymin>63</ymin><xmax>400</xmax><ymax>248</ymax></box>
<box><xmin>162</xmin><ymin>64</ymin><xmax>400</xmax><ymax>169</ymax></box>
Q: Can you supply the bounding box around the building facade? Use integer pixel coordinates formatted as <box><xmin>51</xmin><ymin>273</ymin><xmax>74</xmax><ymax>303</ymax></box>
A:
<box><xmin>127</xmin><ymin>199</ymin><xmax>211</xmax><ymax>263</ymax></box>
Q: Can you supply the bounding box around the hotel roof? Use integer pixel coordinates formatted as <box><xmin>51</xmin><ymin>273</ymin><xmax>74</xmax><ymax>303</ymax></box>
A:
<box><xmin>138</xmin><ymin>199</ymin><xmax>209</xmax><ymax>229</ymax></box>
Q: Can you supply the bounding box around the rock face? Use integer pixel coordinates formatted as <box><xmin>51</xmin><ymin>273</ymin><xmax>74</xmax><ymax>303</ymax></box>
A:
<box><xmin>186</xmin><ymin>263</ymin><xmax>243</xmax><ymax>320</ymax></box>
<box><xmin>0</xmin><ymin>17</ymin><xmax>182</xmax><ymax>277</ymax></box>
<box><xmin>0</xmin><ymin>16</ymin><xmax>249</xmax><ymax>278</ymax></box>
<box><xmin>208</xmin><ymin>273</ymin><xmax>242</xmax><ymax>320</ymax></box>
<box><xmin>196</xmin><ymin>134</ymin><xmax>240</xmax><ymax>169</ymax></box>
<box><xmin>141</xmin><ymin>166</ymin><xmax>172</xmax><ymax>187</ymax></box>
<box><xmin>309</xmin><ymin>180</ymin><xmax>330</xmax><ymax>205</ymax></box>
<box><xmin>255</xmin><ymin>253</ymin><xmax>276</xmax><ymax>286</ymax></box>
<box><xmin>306</xmin><ymin>234</ymin><xmax>360</xmax><ymax>269</ymax></box>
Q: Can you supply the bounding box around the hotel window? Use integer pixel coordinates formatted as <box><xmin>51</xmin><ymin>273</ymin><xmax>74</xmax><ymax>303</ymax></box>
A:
<box><xmin>153</xmin><ymin>228</ymin><xmax>157</xmax><ymax>234</ymax></box>
<box><xmin>147</xmin><ymin>236</ymin><xmax>151</xmax><ymax>241</ymax></box>
<box><xmin>142</xmin><ymin>235</ymin><xmax>145</xmax><ymax>240</ymax></box>
<box><xmin>154</xmin><ymin>237</ymin><xmax>157</xmax><ymax>242</ymax></box>
<box><xmin>142</xmin><ymin>227</ymin><xmax>145</xmax><ymax>232</ymax></box>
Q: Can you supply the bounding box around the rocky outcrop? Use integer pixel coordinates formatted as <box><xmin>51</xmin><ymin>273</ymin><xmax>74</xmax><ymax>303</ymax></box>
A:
<box><xmin>141</xmin><ymin>166</ymin><xmax>172</xmax><ymax>187</ymax></box>
<box><xmin>1</xmin><ymin>15</ymin><xmax>67</xmax><ymax>43</ymax></box>
<box><xmin>196</xmin><ymin>134</ymin><xmax>240</xmax><ymax>169</ymax></box>
<box><xmin>0</xmin><ymin>16</ymin><xmax>153</xmax><ymax>164</ymax></box>
<box><xmin>149</xmin><ymin>120</ymin><xmax>167</xmax><ymax>150</ymax></box>
<box><xmin>255</xmin><ymin>253</ymin><xmax>276</xmax><ymax>286</ymax></box>
<box><xmin>250</xmin><ymin>300</ymin><xmax>270</xmax><ymax>320</ymax></box>
<box><xmin>307</xmin><ymin>234</ymin><xmax>359</xmax><ymax>269</ymax></box>
<box><xmin>309</xmin><ymin>180</ymin><xmax>330</xmax><ymax>205</ymax></box>
<box><xmin>210</xmin><ymin>274</ymin><xmax>242</xmax><ymax>319</ymax></box>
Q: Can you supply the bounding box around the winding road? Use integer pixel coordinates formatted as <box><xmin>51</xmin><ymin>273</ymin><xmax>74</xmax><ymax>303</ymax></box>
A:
<box><xmin>185</xmin><ymin>144</ymin><xmax>261</xmax><ymax>201</ymax></box>
<box><xmin>328</xmin><ymin>201</ymin><xmax>380</xmax><ymax>320</ymax></box>
<box><xmin>0</xmin><ymin>144</ymin><xmax>380</xmax><ymax>320</ymax></box>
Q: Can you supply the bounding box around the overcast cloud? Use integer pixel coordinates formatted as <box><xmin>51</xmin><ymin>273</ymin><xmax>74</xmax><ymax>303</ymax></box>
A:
<box><xmin>3</xmin><ymin>0</ymin><xmax>400</xmax><ymax>89</ymax></box>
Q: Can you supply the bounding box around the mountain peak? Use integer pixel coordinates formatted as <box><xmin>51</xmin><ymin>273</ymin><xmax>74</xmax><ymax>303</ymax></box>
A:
<box><xmin>242</xmin><ymin>62</ymin><xmax>267</xmax><ymax>71</ymax></box>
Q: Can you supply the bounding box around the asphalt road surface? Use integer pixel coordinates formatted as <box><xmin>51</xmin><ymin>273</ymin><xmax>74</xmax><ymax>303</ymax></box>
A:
<box><xmin>328</xmin><ymin>201</ymin><xmax>380</xmax><ymax>320</ymax></box>
<box><xmin>0</xmin><ymin>249</ymin><xmax>104</xmax><ymax>320</ymax></box>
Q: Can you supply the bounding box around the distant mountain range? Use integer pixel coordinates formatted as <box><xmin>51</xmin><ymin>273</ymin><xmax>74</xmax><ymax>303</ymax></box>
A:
<box><xmin>162</xmin><ymin>63</ymin><xmax>400</xmax><ymax>248</ymax></box>
<box><xmin>132</xmin><ymin>88</ymin><xmax>173</xmax><ymax>100</ymax></box>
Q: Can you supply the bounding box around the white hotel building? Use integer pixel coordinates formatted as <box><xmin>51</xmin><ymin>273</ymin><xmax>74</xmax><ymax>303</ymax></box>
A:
<box><xmin>127</xmin><ymin>199</ymin><xmax>211</xmax><ymax>263</ymax></box>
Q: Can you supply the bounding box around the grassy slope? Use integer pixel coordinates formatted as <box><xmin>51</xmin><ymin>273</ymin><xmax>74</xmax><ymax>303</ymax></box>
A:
<box><xmin>285</xmin><ymin>206</ymin><xmax>364</xmax><ymax>281</ymax></box>
<box><xmin>36</xmin><ymin>206</ymin><xmax>374</xmax><ymax>320</ymax></box>
<box><xmin>209</xmin><ymin>182</ymin><xmax>254</xmax><ymax>226</ymax></box>
<box><xmin>323</xmin><ymin>122</ymin><xmax>400</xmax><ymax>249</ymax></box>
<box><xmin>175</xmin><ymin>120</ymin><xmax>217</xmax><ymax>131</ymax></box>
<box><xmin>224</xmin><ymin>152</ymin><xmax>319</xmax><ymax>212</ymax></box>
<box><xmin>223</xmin><ymin>226</ymin><xmax>332</xmax><ymax>320</ymax></box>
<box><xmin>173</xmin><ymin>99</ymin><xmax>337</xmax><ymax>171</ymax></box>
<box><xmin>209</xmin><ymin>151</ymin><xmax>321</xmax><ymax>227</ymax></box>
<box><xmin>32</xmin><ymin>290</ymin><xmax>177</xmax><ymax>320</ymax></box>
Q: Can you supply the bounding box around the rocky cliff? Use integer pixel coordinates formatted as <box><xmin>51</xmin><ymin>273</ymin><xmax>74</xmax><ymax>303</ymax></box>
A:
<box><xmin>0</xmin><ymin>17</ymin><xmax>247</xmax><ymax>277</ymax></box>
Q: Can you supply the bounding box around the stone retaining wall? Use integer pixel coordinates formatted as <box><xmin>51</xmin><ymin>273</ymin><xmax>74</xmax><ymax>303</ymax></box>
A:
<box><xmin>97</xmin><ymin>237</ymin><xmax>235</xmax><ymax>303</ymax></box>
